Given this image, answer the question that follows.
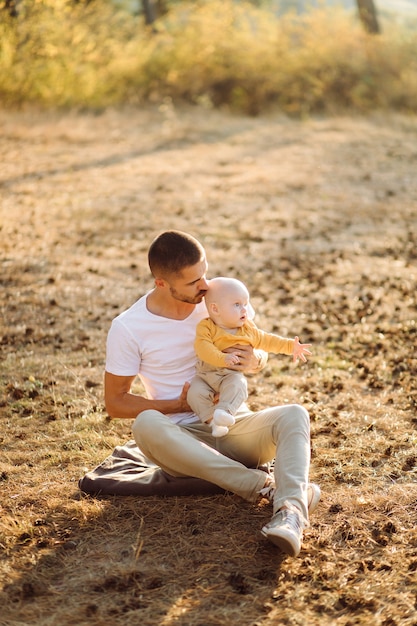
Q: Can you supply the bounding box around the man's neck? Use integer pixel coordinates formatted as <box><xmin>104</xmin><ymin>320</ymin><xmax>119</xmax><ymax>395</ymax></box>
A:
<box><xmin>146</xmin><ymin>290</ymin><xmax>196</xmax><ymax>320</ymax></box>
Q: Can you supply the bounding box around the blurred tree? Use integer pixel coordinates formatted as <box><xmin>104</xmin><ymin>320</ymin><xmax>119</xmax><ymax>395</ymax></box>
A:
<box><xmin>141</xmin><ymin>0</ymin><xmax>169</xmax><ymax>24</ymax></box>
<box><xmin>2</xmin><ymin>0</ymin><xmax>19</xmax><ymax>16</ymax></box>
<box><xmin>142</xmin><ymin>0</ymin><xmax>156</xmax><ymax>24</ymax></box>
<box><xmin>356</xmin><ymin>0</ymin><xmax>380</xmax><ymax>34</ymax></box>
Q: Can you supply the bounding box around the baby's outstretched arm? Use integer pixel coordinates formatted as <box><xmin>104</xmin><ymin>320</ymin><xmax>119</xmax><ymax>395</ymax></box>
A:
<box><xmin>292</xmin><ymin>336</ymin><xmax>312</xmax><ymax>363</ymax></box>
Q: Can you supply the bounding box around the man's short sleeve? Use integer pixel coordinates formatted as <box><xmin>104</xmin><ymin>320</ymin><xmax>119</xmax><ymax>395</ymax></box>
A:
<box><xmin>105</xmin><ymin>318</ymin><xmax>140</xmax><ymax>376</ymax></box>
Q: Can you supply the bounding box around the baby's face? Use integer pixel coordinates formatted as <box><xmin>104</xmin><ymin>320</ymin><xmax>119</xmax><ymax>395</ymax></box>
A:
<box><xmin>214</xmin><ymin>285</ymin><xmax>250</xmax><ymax>329</ymax></box>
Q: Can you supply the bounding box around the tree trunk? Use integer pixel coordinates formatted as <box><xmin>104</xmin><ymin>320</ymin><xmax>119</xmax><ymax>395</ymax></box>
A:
<box><xmin>357</xmin><ymin>0</ymin><xmax>380</xmax><ymax>34</ymax></box>
<box><xmin>3</xmin><ymin>0</ymin><xmax>19</xmax><ymax>17</ymax></box>
<box><xmin>142</xmin><ymin>0</ymin><xmax>156</xmax><ymax>26</ymax></box>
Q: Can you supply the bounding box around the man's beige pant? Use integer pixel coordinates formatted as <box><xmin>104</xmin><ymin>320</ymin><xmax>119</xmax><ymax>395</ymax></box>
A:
<box><xmin>132</xmin><ymin>403</ymin><xmax>311</xmax><ymax>519</ymax></box>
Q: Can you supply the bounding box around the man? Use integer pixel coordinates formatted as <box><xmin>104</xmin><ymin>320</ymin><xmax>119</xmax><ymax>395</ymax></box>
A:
<box><xmin>104</xmin><ymin>230</ymin><xmax>320</xmax><ymax>557</ymax></box>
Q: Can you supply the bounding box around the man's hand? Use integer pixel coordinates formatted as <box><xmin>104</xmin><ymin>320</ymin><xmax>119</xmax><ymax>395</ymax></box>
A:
<box><xmin>178</xmin><ymin>382</ymin><xmax>192</xmax><ymax>412</ymax></box>
<box><xmin>223</xmin><ymin>344</ymin><xmax>261</xmax><ymax>373</ymax></box>
<box><xmin>292</xmin><ymin>336</ymin><xmax>312</xmax><ymax>363</ymax></box>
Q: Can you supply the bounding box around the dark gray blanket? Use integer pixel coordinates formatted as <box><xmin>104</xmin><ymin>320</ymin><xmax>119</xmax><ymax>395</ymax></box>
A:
<box><xmin>78</xmin><ymin>440</ymin><xmax>225</xmax><ymax>497</ymax></box>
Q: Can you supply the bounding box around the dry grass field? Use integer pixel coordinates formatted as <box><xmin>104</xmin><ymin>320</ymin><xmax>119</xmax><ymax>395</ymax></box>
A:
<box><xmin>1</xmin><ymin>105</ymin><xmax>417</xmax><ymax>625</ymax></box>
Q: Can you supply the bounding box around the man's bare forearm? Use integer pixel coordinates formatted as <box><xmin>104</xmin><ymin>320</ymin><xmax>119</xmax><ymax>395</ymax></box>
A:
<box><xmin>104</xmin><ymin>372</ymin><xmax>190</xmax><ymax>419</ymax></box>
<box><xmin>105</xmin><ymin>392</ymin><xmax>185</xmax><ymax>420</ymax></box>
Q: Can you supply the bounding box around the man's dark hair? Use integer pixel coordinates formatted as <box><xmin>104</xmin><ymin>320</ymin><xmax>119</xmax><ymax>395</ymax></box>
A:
<box><xmin>148</xmin><ymin>231</ymin><xmax>205</xmax><ymax>278</ymax></box>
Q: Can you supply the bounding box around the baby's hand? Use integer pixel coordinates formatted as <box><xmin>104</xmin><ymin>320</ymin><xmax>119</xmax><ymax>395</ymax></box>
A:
<box><xmin>224</xmin><ymin>353</ymin><xmax>240</xmax><ymax>367</ymax></box>
<box><xmin>293</xmin><ymin>336</ymin><xmax>312</xmax><ymax>363</ymax></box>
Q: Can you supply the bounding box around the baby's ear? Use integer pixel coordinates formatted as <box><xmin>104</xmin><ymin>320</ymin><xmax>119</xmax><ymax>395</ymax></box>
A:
<box><xmin>208</xmin><ymin>302</ymin><xmax>219</xmax><ymax>316</ymax></box>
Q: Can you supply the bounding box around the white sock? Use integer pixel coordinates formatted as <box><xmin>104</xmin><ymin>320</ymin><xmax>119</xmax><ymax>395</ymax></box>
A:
<box><xmin>211</xmin><ymin>423</ymin><xmax>229</xmax><ymax>438</ymax></box>
<box><xmin>213</xmin><ymin>409</ymin><xmax>235</xmax><ymax>427</ymax></box>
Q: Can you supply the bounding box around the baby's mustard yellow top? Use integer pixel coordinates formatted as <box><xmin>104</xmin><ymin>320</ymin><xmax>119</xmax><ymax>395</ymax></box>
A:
<box><xmin>194</xmin><ymin>318</ymin><xmax>294</xmax><ymax>369</ymax></box>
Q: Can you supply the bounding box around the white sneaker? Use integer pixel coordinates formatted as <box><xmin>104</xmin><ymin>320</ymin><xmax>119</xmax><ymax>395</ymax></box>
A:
<box><xmin>307</xmin><ymin>483</ymin><xmax>321</xmax><ymax>515</ymax></box>
<box><xmin>261</xmin><ymin>507</ymin><xmax>305</xmax><ymax>557</ymax></box>
<box><xmin>259</xmin><ymin>481</ymin><xmax>321</xmax><ymax>517</ymax></box>
<box><xmin>258</xmin><ymin>475</ymin><xmax>276</xmax><ymax>502</ymax></box>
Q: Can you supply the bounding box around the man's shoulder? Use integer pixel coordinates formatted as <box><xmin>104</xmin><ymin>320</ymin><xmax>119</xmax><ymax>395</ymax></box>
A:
<box><xmin>113</xmin><ymin>294</ymin><xmax>147</xmax><ymax>323</ymax></box>
<box><xmin>108</xmin><ymin>295</ymin><xmax>149</xmax><ymax>341</ymax></box>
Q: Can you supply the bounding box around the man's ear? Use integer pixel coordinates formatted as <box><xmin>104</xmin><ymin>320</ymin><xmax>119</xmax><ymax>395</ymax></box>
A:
<box><xmin>154</xmin><ymin>278</ymin><xmax>166</xmax><ymax>288</ymax></box>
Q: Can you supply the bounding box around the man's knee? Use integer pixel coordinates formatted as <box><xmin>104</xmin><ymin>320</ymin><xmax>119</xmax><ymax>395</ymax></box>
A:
<box><xmin>290</xmin><ymin>404</ymin><xmax>310</xmax><ymax>436</ymax></box>
<box><xmin>132</xmin><ymin>409</ymin><xmax>163</xmax><ymax>443</ymax></box>
<box><xmin>278</xmin><ymin>404</ymin><xmax>310</xmax><ymax>434</ymax></box>
<box><xmin>291</xmin><ymin>404</ymin><xmax>309</xmax><ymax>422</ymax></box>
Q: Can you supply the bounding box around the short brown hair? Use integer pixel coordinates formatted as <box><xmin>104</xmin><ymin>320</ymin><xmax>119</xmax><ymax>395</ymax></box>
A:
<box><xmin>148</xmin><ymin>230</ymin><xmax>205</xmax><ymax>278</ymax></box>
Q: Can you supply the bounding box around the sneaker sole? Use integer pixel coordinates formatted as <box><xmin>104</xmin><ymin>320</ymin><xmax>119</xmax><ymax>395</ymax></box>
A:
<box><xmin>261</xmin><ymin>527</ymin><xmax>300</xmax><ymax>557</ymax></box>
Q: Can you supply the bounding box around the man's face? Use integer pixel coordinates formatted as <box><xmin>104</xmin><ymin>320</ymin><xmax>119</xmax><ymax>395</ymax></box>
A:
<box><xmin>166</xmin><ymin>259</ymin><xmax>209</xmax><ymax>304</ymax></box>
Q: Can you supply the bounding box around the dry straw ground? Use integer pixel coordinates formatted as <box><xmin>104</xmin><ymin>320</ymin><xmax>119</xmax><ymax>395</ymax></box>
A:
<box><xmin>1</xmin><ymin>105</ymin><xmax>417</xmax><ymax>625</ymax></box>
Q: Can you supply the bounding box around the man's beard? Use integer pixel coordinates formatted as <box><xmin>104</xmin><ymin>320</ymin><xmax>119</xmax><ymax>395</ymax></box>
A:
<box><xmin>169</xmin><ymin>285</ymin><xmax>207</xmax><ymax>304</ymax></box>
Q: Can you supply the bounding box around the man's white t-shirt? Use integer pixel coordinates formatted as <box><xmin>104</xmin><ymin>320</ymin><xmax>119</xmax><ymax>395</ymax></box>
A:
<box><xmin>105</xmin><ymin>293</ymin><xmax>208</xmax><ymax>425</ymax></box>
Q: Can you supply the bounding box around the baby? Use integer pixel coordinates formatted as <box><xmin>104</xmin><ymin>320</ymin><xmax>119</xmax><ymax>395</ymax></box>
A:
<box><xmin>187</xmin><ymin>277</ymin><xmax>312</xmax><ymax>437</ymax></box>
